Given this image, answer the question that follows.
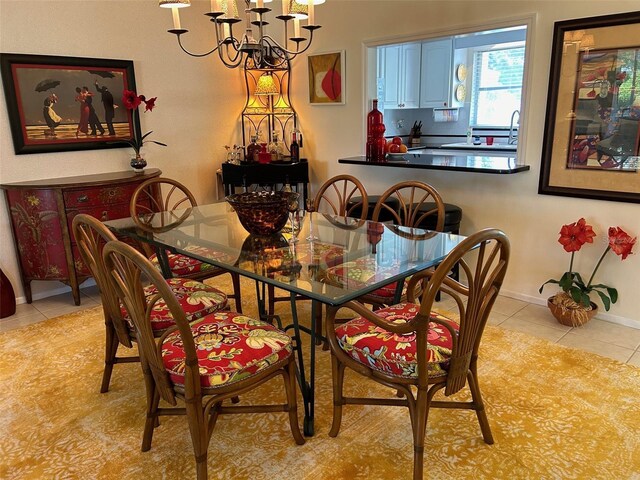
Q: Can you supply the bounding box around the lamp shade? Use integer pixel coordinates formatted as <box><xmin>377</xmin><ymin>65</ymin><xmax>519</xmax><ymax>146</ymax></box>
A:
<box><xmin>255</xmin><ymin>73</ymin><xmax>279</xmax><ymax>95</ymax></box>
<box><xmin>159</xmin><ymin>0</ymin><xmax>190</xmax><ymax>7</ymax></box>
<box><xmin>295</xmin><ymin>0</ymin><xmax>325</xmax><ymax>4</ymax></box>
<box><xmin>289</xmin><ymin>0</ymin><xmax>308</xmax><ymax>18</ymax></box>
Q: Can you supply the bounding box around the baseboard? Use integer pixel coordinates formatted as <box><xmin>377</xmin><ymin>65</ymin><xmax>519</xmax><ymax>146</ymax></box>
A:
<box><xmin>500</xmin><ymin>288</ymin><xmax>640</xmax><ymax>330</ymax></box>
<box><xmin>15</xmin><ymin>279</ymin><xmax>97</xmax><ymax>305</ymax></box>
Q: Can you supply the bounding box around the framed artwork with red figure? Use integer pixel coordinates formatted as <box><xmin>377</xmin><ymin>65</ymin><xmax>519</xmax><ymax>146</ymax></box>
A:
<box><xmin>0</xmin><ymin>53</ymin><xmax>141</xmax><ymax>154</ymax></box>
<box><xmin>539</xmin><ymin>11</ymin><xmax>640</xmax><ymax>203</ymax></box>
<box><xmin>308</xmin><ymin>51</ymin><xmax>345</xmax><ymax>105</ymax></box>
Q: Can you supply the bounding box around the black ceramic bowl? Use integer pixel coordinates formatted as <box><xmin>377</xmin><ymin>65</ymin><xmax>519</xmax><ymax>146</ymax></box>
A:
<box><xmin>226</xmin><ymin>191</ymin><xmax>299</xmax><ymax>236</ymax></box>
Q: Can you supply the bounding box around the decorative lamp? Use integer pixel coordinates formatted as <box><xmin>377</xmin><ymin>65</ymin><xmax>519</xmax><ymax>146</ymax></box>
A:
<box><xmin>159</xmin><ymin>0</ymin><xmax>323</xmax><ymax>69</ymax></box>
<box><xmin>254</xmin><ymin>73</ymin><xmax>279</xmax><ymax>95</ymax></box>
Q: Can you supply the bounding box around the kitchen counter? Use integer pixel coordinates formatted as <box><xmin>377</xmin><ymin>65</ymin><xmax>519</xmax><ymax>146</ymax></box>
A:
<box><xmin>338</xmin><ymin>152</ymin><xmax>529</xmax><ymax>174</ymax></box>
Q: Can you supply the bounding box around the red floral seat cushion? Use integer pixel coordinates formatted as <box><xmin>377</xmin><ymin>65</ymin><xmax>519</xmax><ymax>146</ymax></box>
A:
<box><xmin>324</xmin><ymin>257</ymin><xmax>409</xmax><ymax>301</ymax></box>
<box><xmin>334</xmin><ymin>303</ymin><xmax>459</xmax><ymax>378</ymax></box>
<box><xmin>161</xmin><ymin>311</ymin><xmax>293</xmax><ymax>388</ymax></box>
<box><xmin>120</xmin><ymin>277</ymin><xmax>228</xmax><ymax>332</ymax></box>
<box><xmin>149</xmin><ymin>245</ymin><xmax>234</xmax><ymax>277</ymax></box>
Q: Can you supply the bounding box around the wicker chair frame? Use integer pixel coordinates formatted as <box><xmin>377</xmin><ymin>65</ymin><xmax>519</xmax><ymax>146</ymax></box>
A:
<box><xmin>103</xmin><ymin>241</ymin><xmax>304</xmax><ymax>480</ymax></box>
<box><xmin>325</xmin><ymin>228</ymin><xmax>510</xmax><ymax>480</ymax></box>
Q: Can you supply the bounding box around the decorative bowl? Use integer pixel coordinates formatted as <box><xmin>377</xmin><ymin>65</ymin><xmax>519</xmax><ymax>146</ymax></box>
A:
<box><xmin>226</xmin><ymin>191</ymin><xmax>299</xmax><ymax>236</ymax></box>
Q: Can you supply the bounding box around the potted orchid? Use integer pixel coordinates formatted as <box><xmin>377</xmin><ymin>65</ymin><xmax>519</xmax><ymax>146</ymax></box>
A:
<box><xmin>120</xmin><ymin>90</ymin><xmax>166</xmax><ymax>171</ymax></box>
<box><xmin>539</xmin><ymin>218</ymin><xmax>636</xmax><ymax>326</ymax></box>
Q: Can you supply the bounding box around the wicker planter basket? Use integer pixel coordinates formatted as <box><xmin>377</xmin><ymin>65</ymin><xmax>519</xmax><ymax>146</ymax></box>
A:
<box><xmin>547</xmin><ymin>292</ymin><xmax>598</xmax><ymax>327</ymax></box>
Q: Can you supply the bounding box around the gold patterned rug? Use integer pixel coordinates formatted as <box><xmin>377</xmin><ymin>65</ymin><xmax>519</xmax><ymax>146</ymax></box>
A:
<box><xmin>1</xmin><ymin>285</ymin><xmax>639</xmax><ymax>480</ymax></box>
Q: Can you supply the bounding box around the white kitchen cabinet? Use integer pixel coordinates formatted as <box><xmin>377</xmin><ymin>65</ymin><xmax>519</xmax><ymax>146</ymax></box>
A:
<box><xmin>419</xmin><ymin>38</ymin><xmax>453</xmax><ymax>108</ymax></box>
<box><xmin>380</xmin><ymin>43</ymin><xmax>421</xmax><ymax>109</ymax></box>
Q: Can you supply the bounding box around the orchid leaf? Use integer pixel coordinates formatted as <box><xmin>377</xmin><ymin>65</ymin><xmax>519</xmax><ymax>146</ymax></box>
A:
<box><xmin>539</xmin><ymin>279</ymin><xmax>560</xmax><ymax>294</ymax></box>
<box><xmin>140</xmin><ymin>131</ymin><xmax>154</xmax><ymax>141</ymax></box>
<box><xmin>147</xmin><ymin>141</ymin><xmax>167</xmax><ymax>147</ymax></box>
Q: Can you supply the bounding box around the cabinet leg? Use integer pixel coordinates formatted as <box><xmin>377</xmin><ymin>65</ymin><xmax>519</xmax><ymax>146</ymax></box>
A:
<box><xmin>71</xmin><ymin>284</ymin><xmax>81</xmax><ymax>306</ymax></box>
<box><xmin>24</xmin><ymin>280</ymin><xmax>33</xmax><ymax>304</ymax></box>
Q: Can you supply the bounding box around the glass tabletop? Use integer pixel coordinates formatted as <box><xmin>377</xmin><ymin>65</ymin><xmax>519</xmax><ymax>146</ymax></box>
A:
<box><xmin>104</xmin><ymin>202</ymin><xmax>466</xmax><ymax>306</ymax></box>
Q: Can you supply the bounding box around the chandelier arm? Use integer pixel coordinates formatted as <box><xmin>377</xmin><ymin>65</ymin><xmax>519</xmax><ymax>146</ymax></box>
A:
<box><xmin>175</xmin><ymin>34</ymin><xmax>220</xmax><ymax>58</ymax></box>
<box><xmin>261</xmin><ymin>30</ymin><xmax>315</xmax><ymax>58</ymax></box>
<box><xmin>218</xmin><ymin>41</ymin><xmax>244</xmax><ymax>69</ymax></box>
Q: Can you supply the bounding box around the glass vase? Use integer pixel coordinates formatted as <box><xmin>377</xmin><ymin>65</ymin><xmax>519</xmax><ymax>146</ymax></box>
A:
<box><xmin>131</xmin><ymin>153</ymin><xmax>147</xmax><ymax>173</ymax></box>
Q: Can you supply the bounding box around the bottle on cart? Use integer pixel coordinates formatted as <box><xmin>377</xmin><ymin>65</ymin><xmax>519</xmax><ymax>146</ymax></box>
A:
<box><xmin>290</xmin><ymin>131</ymin><xmax>300</xmax><ymax>163</ymax></box>
<box><xmin>246</xmin><ymin>135</ymin><xmax>260</xmax><ymax>164</ymax></box>
<box><xmin>268</xmin><ymin>133</ymin><xmax>281</xmax><ymax>161</ymax></box>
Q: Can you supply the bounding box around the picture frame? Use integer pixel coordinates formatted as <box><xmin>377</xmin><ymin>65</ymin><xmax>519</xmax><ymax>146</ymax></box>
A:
<box><xmin>308</xmin><ymin>51</ymin><xmax>345</xmax><ymax>105</ymax></box>
<box><xmin>0</xmin><ymin>53</ymin><xmax>141</xmax><ymax>155</ymax></box>
<box><xmin>538</xmin><ymin>11</ymin><xmax>640</xmax><ymax>203</ymax></box>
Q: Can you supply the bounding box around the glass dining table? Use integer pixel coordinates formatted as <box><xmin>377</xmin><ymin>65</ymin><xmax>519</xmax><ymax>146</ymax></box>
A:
<box><xmin>104</xmin><ymin>201</ymin><xmax>466</xmax><ymax>436</ymax></box>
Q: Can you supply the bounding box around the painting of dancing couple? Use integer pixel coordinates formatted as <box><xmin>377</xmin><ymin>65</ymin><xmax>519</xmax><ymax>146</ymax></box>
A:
<box><xmin>1</xmin><ymin>53</ymin><xmax>140</xmax><ymax>154</ymax></box>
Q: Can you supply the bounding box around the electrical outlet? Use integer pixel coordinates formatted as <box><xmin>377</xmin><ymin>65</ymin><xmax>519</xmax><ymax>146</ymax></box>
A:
<box><xmin>396</xmin><ymin>119</ymin><xmax>404</xmax><ymax>129</ymax></box>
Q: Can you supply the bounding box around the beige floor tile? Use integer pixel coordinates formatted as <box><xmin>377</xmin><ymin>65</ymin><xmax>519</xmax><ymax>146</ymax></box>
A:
<box><xmin>557</xmin><ymin>332</ymin><xmax>635</xmax><ymax>363</ymax></box>
<box><xmin>491</xmin><ymin>295</ymin><xmax>528</xmax><ymax>317</ymax></box>
<box><xmin>567</xmin><ymin>318</ymin><xmax>640</xmax><ymax>351</ymax></box>
<box><xmin>511</xmin><ymin>303</ymin><xmax>569</xmax><ymax>330</ymax></box>
<box><xmin>10</xmin><ymin>302</ymin><xmax>41</xmax><ymax>319</ymax></box>
<box><xmin>39</xmin><ymin>298</ymin><xmax>100</xmax><ymax>319</ymax></box>
<box><xmin>487</xmin><ymin>311</ymin><xmax>510</xmax><ymax>326</ymax></box>
<box><xmin>81</xmin><ymin>285</ymin><xmax>102</xmax><ymax>303</ymax></box>
<box><xmin>0</xmin><ymin>312</ymin><xmax>48</xmax><ymax>332</ymax></box>
<box><xmin>33</xmin><ymin>292</ymin><xmax>98</xmax><ymax>317</ymax></box>
<box><xmin>627</xmin><ymin>351</ymin><xmax>640</xmax><ymax>367</ymax></box>
<box><xmin>499</xmin><ymin>317</ymin><xmax>569</xmax><ymax>342</ymax></box>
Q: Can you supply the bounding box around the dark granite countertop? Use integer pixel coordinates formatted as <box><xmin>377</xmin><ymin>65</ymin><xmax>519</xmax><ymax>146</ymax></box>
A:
<box><xmin>338</xmin><ymin>152</ymin><xmax>530</xmax><ymax>174</ymax></box>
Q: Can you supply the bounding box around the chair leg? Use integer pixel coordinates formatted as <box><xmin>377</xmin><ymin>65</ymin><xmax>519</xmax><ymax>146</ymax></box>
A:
<box><xmin>329</xmin><ymin>353</ymin><xmax>345</xmax><ymax>437</ymax></box>
<box><xmin>142</xmin><ymin>387</ymin><xmax>160</xmax><ymax>452</ymax></box>
<box><xmin>313</xmin><ymin>301</ymin><xmax>323</xmax><ymax>346</ymax></box>
<box><xmin>412</xmin><ymin>388</ymin><xmax>430</xmax><ymax>480</ymax></box>
<box><xmin>284</xmin><ymin>359</ymin><xmax>305</xmax><ymax>445</ymax></box>
<box><xmin>184</xmin><ymin>397</ymin><xmax>209</xmax><ymax>480</ymax></box>
<box><xmin>230</xmin><ymin>272</ymin><xmax>242</xmax><ymax>313</ymax></box>
<box><xmin>100</xmin><ymin>322</ymin><xmax>119</xmax><ymax>393</ymax></box>
<box><xmin>467</xmin><ymin>369</ymin><xmax>494</xmax><ymax>444</ymax></box>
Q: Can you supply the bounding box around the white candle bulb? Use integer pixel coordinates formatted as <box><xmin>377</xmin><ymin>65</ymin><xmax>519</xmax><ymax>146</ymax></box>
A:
<box><xmin>294</xmin><ymin>18</ymin><xmax>300</xmax><ymax>37</ymax></box>
<box><xmin>308</xmin><ymin>0</ymin><xmax>314</xmax><ymax>25</ymax></box>
<box><xmin>171</xmin><ymin>7</ymin><xmax>181</xmax><ymax>29</ymax></box>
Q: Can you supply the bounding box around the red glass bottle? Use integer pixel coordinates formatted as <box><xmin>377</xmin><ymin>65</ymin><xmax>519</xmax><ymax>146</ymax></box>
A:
<box><xmin>366</xmin><ymin>99</ymin><xmax>384</xmax><ymax>161</ymax></box>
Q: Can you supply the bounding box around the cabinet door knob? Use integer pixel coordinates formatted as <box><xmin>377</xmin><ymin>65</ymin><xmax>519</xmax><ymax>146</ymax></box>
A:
<box><xmin>77</xmin><ymin>195</ymin><xmax>89</xmax><ymax>203</ymax></box>
<box><xmin>101</xmin><ymin>211</ymin><xmax>108</xmax><ymax>221</ymax></box>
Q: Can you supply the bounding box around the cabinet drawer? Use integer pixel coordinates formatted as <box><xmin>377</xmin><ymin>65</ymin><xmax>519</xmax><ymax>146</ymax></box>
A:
<box><xmin>64</xmin><ymin>183</ymin><xmax>142</xmax><ymax>208</ymax></box>
<box><xmin>67</xmin><ymin>203</ymin><xmax>133</xmax><ymax>244</ymax></box>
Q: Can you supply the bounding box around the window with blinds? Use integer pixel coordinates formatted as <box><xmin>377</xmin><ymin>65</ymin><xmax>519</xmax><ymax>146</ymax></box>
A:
<box><xmin>469</xmin><ymin>46</ymin><xmax>525</xmax><ymax>128</ymax></box>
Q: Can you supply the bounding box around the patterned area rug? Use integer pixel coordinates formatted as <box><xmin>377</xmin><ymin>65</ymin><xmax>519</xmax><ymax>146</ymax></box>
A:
<box><xmin>1</xmin><ymin>285</ymin><xmax>639</xmax><ymax>479</ymax></box>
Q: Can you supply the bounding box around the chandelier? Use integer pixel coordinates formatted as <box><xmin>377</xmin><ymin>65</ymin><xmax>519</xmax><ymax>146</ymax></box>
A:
<box><xmin>159</xmin><ymin>0</ymin><xmax>323</xmax><ymax>69</ymax></box>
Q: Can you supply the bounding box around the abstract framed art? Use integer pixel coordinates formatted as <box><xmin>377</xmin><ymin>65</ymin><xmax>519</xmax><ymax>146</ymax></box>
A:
<box><xmin>308</xmin><ymin>51</ymin><xmax>345</xmax><ymax>105</ymax></box>
<box><xmin>0</xmin><ymin>53</ymin><xmax>141</xmax><ymax>154</ymax></box>
<box><xmin>538</xmin><ymin>11</ymin><xmax>640</xmax><ymax>203</ymax></box>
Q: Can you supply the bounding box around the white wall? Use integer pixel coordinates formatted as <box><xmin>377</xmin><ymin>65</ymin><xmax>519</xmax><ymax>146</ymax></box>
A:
<box><xmin>1</xmin><ymin>0</ymin><xmax>639</xmax><ymax>326</ymax></box>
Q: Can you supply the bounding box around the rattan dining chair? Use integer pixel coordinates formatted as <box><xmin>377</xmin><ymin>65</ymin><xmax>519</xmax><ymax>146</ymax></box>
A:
<box><xmin>130</xmin><ymin>177</ymin><xmax>243</xmax><ymax>312</ymax></box>
<box><xmin>324</xmin><ymin>228</ymin><xmax>510</xmax><ymax>480</ymax></box>
<box><xmin>267</xmin><ymin>174</ymin><xmax>368</xmax><ymax>340</ymax></box>
<box><xmin>72</xmin><ymin>214</ymin><xmax>228</xmax><ymax>393</ymax></box>
<box><xmin>103</xmin><ymin>240</ymin><xmax>304</xmax><ymax>480</ymax></box>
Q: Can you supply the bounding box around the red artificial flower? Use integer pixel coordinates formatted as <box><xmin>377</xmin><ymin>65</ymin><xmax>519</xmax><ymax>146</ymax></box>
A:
<box><xmin>558</xmin><ymin>218</ymin><xmax>596</xmax><ymax>252</ymax></box>
<box><xmin>144</xmin><ymin>97</ymin><xmax>157</xmax><ymax>112</ymax></box>
<box><xmin>608</xmin><ymin>227</ymin><xmax>636</xmax><ymax>260</ymax></box>
<box><xmin>123</xmin><ymin>90</ymin><xmax>142</xmax><ymax>110</ymax></box>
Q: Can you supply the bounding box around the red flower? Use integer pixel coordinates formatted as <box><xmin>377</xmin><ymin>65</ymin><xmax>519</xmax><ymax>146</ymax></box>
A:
<box><xmin>608</xmin><ymin>227</ymin><xmax>636</xmax><ymax>260</ymax></box>
<box><xmin>122</xmin><ymin>90</ymin><xmax>142</xmax><ymax>110</ymax></box>
<box><xmin>143</xmin><ymin>97</ymin><xmax>157</xmax><ymax>112</ymax></box>
<box><xmin>558</xmin><ymin>217</ymin><xmax>596</xmax><ymax>252</ymax></box>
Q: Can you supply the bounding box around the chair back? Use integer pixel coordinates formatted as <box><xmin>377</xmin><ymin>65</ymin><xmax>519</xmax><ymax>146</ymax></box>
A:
<box><xmin>372</xmin><ymin>181</ymin><xmax>445</xmax><ymax>231</ymax></box>
<box><xmin>313</xmin><ymin>174</ymin><xmax>368</xmax><ymax>220</ymax></box>
<box><xmin>409</xmin><ymin>228</ymin><xmax>510</xmax><ymax>394</ymax></box>
<box><xmin>131</xmin><ymin>177</ymin><xmax>198</xmax><ymax>216</ymax></box>
<box><xmin>103</xmin><ymin>240</ymin><xmax>201</xmax><ymax>406</ymax></box>
<box><xmin>72</xmin><ymin>214</ymin><xmax>132</xmax><ymax>348</ymax></box>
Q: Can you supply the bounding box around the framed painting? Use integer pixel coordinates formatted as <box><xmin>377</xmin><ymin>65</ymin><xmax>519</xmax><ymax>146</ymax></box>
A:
<box><xmin>538</xmin><ymin>11</ymin><xmax>640</xmax><ymax>203</ymax></box>
<box><xmin>0</xmin><ymin>53</ymin><xmax>141</xmax><ymax>155</ymax></box>
<box><xmin>308</xmin><ymin>51</ymin><xmax>345</xmax><ymax>105</ymax></box>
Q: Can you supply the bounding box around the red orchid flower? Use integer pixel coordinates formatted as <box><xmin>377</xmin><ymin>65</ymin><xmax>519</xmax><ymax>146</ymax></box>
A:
<box><xmin>144</xmin><ymin>97</ymin><xmax>157</xmax><ymax>112</ymax></box>
<box><xmin>558</xmin><ymin>218</ymin><xmax>596</xmax><ymax>252</ymax></box>
<box><xmin>122</xmin><ymin>90</ymin><xmax>142</xmax><ymax>110</ymax></box>
<box><xmin>608</xmin><ymin>227</ymin><xmax>636</xmax><ymax>260</ymax></box>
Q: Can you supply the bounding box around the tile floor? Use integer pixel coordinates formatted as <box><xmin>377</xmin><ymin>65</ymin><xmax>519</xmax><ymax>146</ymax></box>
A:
<box><xmin>1</xmin><ymin>286</ymin><xmax>639</xmax><ymax>367</ymax></box>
